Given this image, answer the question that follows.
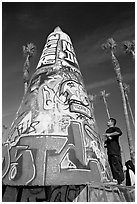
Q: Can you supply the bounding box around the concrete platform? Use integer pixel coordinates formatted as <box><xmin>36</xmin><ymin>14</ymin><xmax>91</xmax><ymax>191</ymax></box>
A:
<box><xmin>2</xmin><ymin>183</ymin><xmax>135</xmax><ymax>202</ymax></box>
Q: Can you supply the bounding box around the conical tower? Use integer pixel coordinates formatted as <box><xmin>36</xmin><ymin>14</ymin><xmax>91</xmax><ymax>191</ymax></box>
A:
<box><xmin>2</xmin><ymin>27</ymin><xmax>111</xmax><ymax>186</ymax></box>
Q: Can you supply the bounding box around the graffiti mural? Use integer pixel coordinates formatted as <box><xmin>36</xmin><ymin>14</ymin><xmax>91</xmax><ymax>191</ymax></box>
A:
<box><xmin>3</xmin><ymin>27</ymin><xmax>112</xmax><ymax>186</ymax></box>
<box><xmin>2</xmin><ymin>184</ymin><xmax>135</xmax><ymax>202</ymax></box>
<box><xmin>36</xmin><ymin>32</ymin><xmax>59</xmax><ymax>68</ymax></box>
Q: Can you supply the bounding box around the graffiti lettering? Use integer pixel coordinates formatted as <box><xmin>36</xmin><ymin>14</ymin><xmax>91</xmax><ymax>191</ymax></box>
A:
<box><xmin>37</xmin><ymin>34</ymin><xmax>59</xmax><ymax>69</ymax></box>
<box><xmin>28</xmin><ymin>121</ymin><xmax>40</xmax><ymax>134</ymax></box>
<box><xmin>17</xmin><ymin>121</ymin><xmax>29</xmax><ymax>136</ymax></box>
<box><xmin>3</xmin><ymin>144</ymin><xmax>36</xmax><ymax>185</ymax></box>
<box><xmin>61</xmin><ymin>40</ymin><xmax>78</xmax><ymax>66</ymax></box>
<box><xmin>43</xmin><ymin>85</ymin><xmax>54</xmax><ymax>110</ymax></box>
<box><xmin>16</xmin><ymin>112</ymin><xmax>31</xmax><ymax>136</ymax></box>
<box><xmin>19</xmin><ymin>136</ymin><xmax>68</xmax><ymax>185</ymax></box>
<box><xmin>70</xmin><ymin>102</ymin><xmax>91</xmax><ymax>118</ymax></box>
<box><xmin>11</xmin><ymin>118</ymin><xmax>40</xmax><ymax>142</ymax></box>
<box><xmin>30</xmin><ymin>75</ymin><xmax>40</xmax><ymax>92</ymax></box>
<box><xmin>60</xmin><ymin>152</ymin><xmax>76</xmax><ymax>169</ymax></box>
<box><xmin>3</xmin><ymin>121</ymin><xmax>104</xmax><ymax>185</ymax></box>
<box><xmin>16</xmin><ymin>121</ymin><xmax>39</xmax><ymax>135</ymax></box>
<box><xmin>2</xmin><ymin>144</ymin><xmax>10</xmax><ymax>178</ymax></box>
<box><xmin>84</xmin><ymin>124</ymin><xmax>106</xmax><ymax>171</ymax></box>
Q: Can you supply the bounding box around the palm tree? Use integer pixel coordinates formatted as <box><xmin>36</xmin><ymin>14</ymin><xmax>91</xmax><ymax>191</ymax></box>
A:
<box><xmin>88</xmin><ymin>94</ymin><xmax>96</xmax><ymax>110</ymax></box>
<box><xmin>102</xmin><ymin>38</ymin><xmax>135</xmax><ymax>164</ymax></box>
<box><xmin>23</xmin><ymin>43</ymin><xmax>36</xmax><ymax>93</ymax></box>
<box><xmin>123</xmin><ymin>83</ymin><xmax>135</xmax><ymax>127</ymax></box>
<box><xmin>122</xmin><ymin>40</ymin><xmax>135</xmax><ymax>60</ymax></box>
<box><xmin>100</xmin><ymin>90</ymin><xmax>110</xmax><ymax>119</ymax></box>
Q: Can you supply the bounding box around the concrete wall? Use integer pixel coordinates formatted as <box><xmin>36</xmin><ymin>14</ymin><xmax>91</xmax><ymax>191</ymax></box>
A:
<box><xmin>2</xmin><ymin>184</ymin><xmax>135</xmax><ymax>202</ymax></box>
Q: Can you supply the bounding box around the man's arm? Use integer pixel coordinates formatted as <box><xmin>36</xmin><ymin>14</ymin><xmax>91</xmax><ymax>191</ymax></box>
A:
<box><xmin>103</xmin><ymin>127</ymin><xmax>122</xmax><ymax>139</ymax></box>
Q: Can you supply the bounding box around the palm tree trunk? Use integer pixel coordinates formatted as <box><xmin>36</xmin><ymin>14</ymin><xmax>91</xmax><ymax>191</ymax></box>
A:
<box><xmin>23</xmin><ymin>55</ymin><xmax>30</xmax><ymax>72</ymax></box>
<box><xmin>111</xmin><ymin>51</ymin><xmax>135</xmax><ymax>164</ymax></box>
<box><xmin>23</xmin><ymin>54</ymin><xmax>30</xmax><ymax>94</ymax></box>
<box><xmin>102</xmin><ymin>96</ymin><xmax>110</xmax><ymax>119</ymax></box>
<box><xmin>125</xmin><ymin>93</ymin><xmax>135</xmax><ymax>127</ymax></box>
<box><xmin>24</xmin><ymin>82</ymin><xmax>28</xmax><ymax>94</ymax></box>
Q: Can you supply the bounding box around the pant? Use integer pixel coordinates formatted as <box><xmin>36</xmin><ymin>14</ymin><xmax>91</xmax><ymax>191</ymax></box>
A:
<box><xmin>108</xmin><ymin>154</ymin><xmax>124</xmax><ymax>184</ymax></box>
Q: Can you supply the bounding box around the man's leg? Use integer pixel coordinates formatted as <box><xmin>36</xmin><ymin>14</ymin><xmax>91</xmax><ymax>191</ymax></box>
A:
<box><xmin>117</xmin><ymin>155</ymin><xmax>124</xmax><ymax>184</ymax></box>
<box><xmin>108</xmin><ymin>155</ymin><xmax>117</xmax><ymax>180</ymax></box>
<box><xmin>110</xmin><ymin>155</ymin><xmax>124</xmax><ymax>184</ymax></box>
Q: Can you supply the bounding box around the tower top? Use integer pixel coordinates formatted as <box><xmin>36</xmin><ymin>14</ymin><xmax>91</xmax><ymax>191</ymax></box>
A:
<box><xmin>54</xmin><ymin>26</ymin><xmax>62</xmax><ymax>32</ymax></box>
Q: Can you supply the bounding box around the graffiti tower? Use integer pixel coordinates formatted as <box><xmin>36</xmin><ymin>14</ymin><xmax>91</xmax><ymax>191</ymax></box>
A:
<box><xmin>3</xmin><ymin>27</ymin><xmax>111</xmax><ymax>186</ymax></box>
<box><xmin>3</xmin><ymin>27</ymin><xmax>134</xmax><ymax>202</ymax></box>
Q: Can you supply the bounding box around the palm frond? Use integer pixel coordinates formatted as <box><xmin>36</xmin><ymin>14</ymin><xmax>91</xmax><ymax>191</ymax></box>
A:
<box><xmin>23</xmin><ymin>43</ymin><xmax>36</xmax><ymax>57</ymax></box>
<box><xmin>122</xmin><ymin>40</ymin><xmax>135</xmax><ymax>53</ymax></box>
<box><xmin>101</xmin><ymin>38</ymin><xmax>117</xmax><ymax>53</ymax></box>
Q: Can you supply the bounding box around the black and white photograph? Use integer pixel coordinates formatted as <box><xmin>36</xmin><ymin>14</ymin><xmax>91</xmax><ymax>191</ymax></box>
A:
<box><xmin>2</xmin><ymin>1</ymin><xmax>135</xmax><ymax>202</ymax></box>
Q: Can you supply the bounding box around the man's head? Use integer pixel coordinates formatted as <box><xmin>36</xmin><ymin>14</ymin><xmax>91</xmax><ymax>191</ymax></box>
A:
<box><xmin>107</xmin><ymin>118</ymin><xmax>116</xmax><ymax>127</ymax></box>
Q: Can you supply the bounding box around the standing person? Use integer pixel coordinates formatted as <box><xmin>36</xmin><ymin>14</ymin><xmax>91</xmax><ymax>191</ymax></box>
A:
<box><xmin>123</xmin><ymin>160</ymin><xmax>135</xmax><ymax>186</ymax></box>
<box><xmin>103</xmin><ymin>118</ymin><xmax>124</xmax><ymax>185</ymax></box>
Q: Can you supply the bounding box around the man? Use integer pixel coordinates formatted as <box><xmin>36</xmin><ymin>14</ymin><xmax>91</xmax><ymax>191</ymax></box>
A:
<box><xmin>104</xmin><ymin>118</ymin><xmax>124</xmax><ymax>185</ymax></box>
<box><xmin>124</xmin><ymin>160</ymin><xmax>135</xmax><ymax>186</ymax></box>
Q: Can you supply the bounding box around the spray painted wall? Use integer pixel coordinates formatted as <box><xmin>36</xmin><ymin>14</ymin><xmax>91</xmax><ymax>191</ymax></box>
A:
<box><xmin>2</xmin><ymin>184</ymin><xmax>135</xmax><ymax>202</ymax></box>
<box><xmin>2</xmin><ymin>27</ymin><xmax>112</xmax><ymax>186</ymax></box>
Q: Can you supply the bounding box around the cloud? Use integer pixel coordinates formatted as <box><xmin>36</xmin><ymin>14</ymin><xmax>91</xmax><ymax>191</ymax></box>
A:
<box><xmin>86</xmin><ymin>73</ymin><xmax>135</xmax><ymax>90</ymax></box>
<box><xmin>76</xmin><ymin>17</ymin><xmax>134</xmax><ymax>70</ymax></box>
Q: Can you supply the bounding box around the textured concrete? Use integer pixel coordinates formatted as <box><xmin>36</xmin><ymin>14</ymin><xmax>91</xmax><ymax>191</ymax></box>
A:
<box><xmin>2</xmin><ymin>184</ymin><xmax>135</xmax><ymax>202</ymax></box>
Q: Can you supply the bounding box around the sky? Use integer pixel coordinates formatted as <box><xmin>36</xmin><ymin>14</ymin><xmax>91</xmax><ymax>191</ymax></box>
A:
<box><xmin>2</xmin><ymin>2</ymin><xmax>135</xmax><ymax>163</ymax></box>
